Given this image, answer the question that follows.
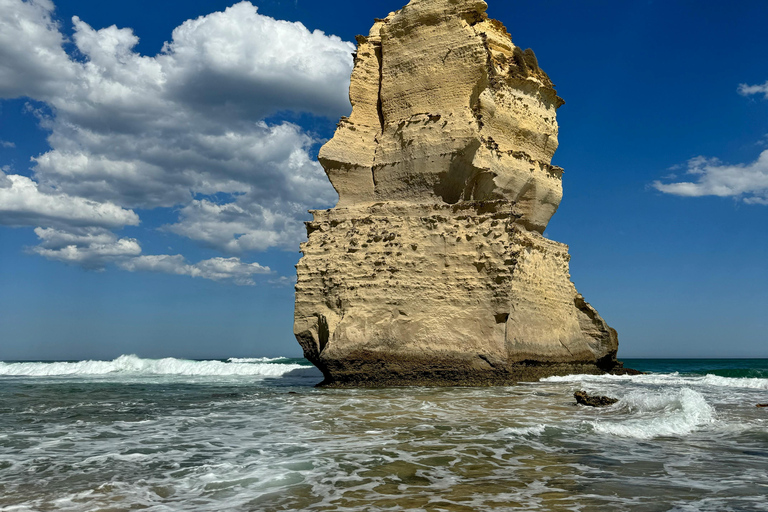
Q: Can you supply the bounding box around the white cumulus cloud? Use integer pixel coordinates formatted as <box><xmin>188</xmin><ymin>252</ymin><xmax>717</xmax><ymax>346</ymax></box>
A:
<box><xmin>31</xmin><ymin>226</ymin><xmax>272</xmax><ymax>284</ymax></box>
<box><xmin>31</xmin><ymin>227</ymin><xmax>142</xmax><ymax>270</ymax></box>
<box><xmin>160</xmin><ymin>1</ymin><xmax>355</xmax><ymax>119</ymax></box>
<box><xmin>653</xmin><ymin>153</ymin><xmax>768</xmax><ymax>204</ymax></box>
<box><xmin>163</xmin><ymin>194</ymin><xmax>312</xmax><ymax>253</ymax></box>
<box><xmin>0</xmin><ymin>0</ymin><xmax>352</xmax><ymax>283</ymax></box>
<box><xmin>25</xmin><ymin>1</ymin><xmax>347</xmax><ymax>218</ymax></box>
<box><xmin>0</xmin><ymin>0</ymin><xmax>77</xmax><ymax>99</ymax></box>
<box><xmin>654</xmin><ymin>79</ymin><xmax>768</xmax><ymax>205</ymax></box>
<box><xmin>118</xmin><ymin>255</ymin><xmax>271</xmax><ymax>286</ymax></box>
<box><xmin>739</xmin><ymin>80</ymin><xmax>768</xmax><ymax>100</ymax></box>
<box><xmin>0</xmin><ymin>170</ymin><xmax>139</xmax><ymax>228</ymax></box>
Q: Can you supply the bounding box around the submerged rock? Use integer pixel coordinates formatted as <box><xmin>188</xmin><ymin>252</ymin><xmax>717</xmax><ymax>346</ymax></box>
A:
<box><xmin>609</xmin><ymin>365</ymin><xmax>645</xmax><ymax>376</ymax></box>
<box><xmin>211</xmin><ymin>393</ymin><xmax>240</xmax><ymax>399</ymax></box>
<box><xmin>294</xmin><ymin>0</ymin><xmax>621</xmax><ymax>387</ymax></box>
<box><xmin>574</xmin><ymin>391</ymin><xmax>619</xmax><ymax>408</ymax></box>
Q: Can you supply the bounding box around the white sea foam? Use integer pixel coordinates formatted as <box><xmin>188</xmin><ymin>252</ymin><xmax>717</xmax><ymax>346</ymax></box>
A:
<box><xmin>1</xmin><ymin>374</ymin><xmax>766</xmax><ymax>511</ymax></box>
<box><xmin>0</xmin><ymin>354</ymin><xmax>306</xmax><ymax>378</ymax></box>
<box><xmin>227</xmin><ymin>357</ymin><xmax>288</xmax><ymax>363</ymax></box>
<box><xmin>497</xmin><ymin>424</ymin><xmax>547</xmax><ymax>437</ymax></box>
<box><xmin>590</xmin><ymin>388</ymin><xmax>715</xmax><ymax>439</ymax></box>
<box><xmin>541</xmin><ymin>372</ymin><xmax>768</xmax><ymax>390</ymax></box>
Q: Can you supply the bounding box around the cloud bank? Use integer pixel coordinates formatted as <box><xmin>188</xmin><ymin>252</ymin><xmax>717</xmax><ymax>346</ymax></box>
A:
<box><xmin>0</xmin><ymin>0</ymin><xmax>352</xmax><ymax>284</ymax></box>
<box><xmin>653</xmin><ymin>80</ymin><xmax>768</xmax><ymax>205</ymax></box>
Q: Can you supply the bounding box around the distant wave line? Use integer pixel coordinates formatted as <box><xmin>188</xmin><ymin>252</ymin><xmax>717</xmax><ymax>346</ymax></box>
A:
<box><xmin>0</xmin><ymin>354</ymin><xmax>310</xmax><ymax>377</ymax></box>
<box><xmin>227</xmin><ymin>357</ymin><xmax>291</xmax><ymax>364</ymax></box>
<box><xmin>542</xmin><ymin>372</ymin><xmax>768</xmax><ymax>390</ymax></box>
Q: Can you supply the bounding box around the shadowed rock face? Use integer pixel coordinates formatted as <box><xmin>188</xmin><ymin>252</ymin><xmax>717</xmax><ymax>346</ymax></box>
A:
<box><xmin>294</xmin><ymin>0</ymin><xmax>620</xmax><ymax>387</ymax></box>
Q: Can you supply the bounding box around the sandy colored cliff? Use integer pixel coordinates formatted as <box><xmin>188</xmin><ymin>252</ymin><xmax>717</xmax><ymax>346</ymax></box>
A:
<box><xmin>294</xmin><ymin>0</ymin><xmax>621</xmax><ymax>386</ymax></box>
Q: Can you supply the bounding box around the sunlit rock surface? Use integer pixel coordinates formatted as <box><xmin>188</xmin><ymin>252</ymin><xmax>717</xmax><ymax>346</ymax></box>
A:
<box><xmin>294</xmin><ymin>0</ymin><xmax>620</xmax><ymax>386</ymax></box>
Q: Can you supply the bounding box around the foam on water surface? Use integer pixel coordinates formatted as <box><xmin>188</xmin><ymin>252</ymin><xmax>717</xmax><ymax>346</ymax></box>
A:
<box><xmin>0</xmin><ymin>354</ymin><xmax>308</xmax><ymax>378</ymax></box>
<box><xmin>226</xmin><ymin>357</ymin><xmax>290</xmax><ymax>364</ymax></box>
<box><xmin>0</xmin><ymin>359</ymin><xmax>766</xmax><ymax>511</ymax></box>
<box><xmin>542</xmin><ymin>372</ymin><xmax>768</xmax><ymax>390</ymax></box>
<box><xmin>590</xmin><ymin>388</ymin><xmax>716</xmax><ymax>439</ymax></box>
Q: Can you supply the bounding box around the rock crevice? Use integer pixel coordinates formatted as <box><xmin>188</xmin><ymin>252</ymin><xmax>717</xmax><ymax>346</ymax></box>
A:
<box><xmin>294</xmin><ymin>0</ymin><xmax>620</xmax><ymax>387</ymax></box>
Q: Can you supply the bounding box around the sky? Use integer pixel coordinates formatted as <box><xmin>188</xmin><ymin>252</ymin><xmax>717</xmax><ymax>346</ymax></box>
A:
<box><xmin>0</xmin><ymin>0</ymin><xmax>766</xmax><ymax>361</ymax></box>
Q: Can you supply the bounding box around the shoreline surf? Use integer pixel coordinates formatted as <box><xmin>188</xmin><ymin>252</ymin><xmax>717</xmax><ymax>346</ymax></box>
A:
<box><xmin>1</xmin><ymin>356</ymin><xmax>765</xmax><ymax>511</ymax></box>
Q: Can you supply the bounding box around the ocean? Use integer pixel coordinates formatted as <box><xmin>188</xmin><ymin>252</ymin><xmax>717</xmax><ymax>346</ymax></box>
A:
<box><xmin>0</xmin><ymin>357</ymin><xmax>766</xmax><ymax>511</ymax></box>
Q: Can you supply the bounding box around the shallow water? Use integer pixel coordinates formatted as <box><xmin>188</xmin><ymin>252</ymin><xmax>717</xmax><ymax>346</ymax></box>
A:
<box><xmin>0</xmin><ymin>357</ymin><xmax>766</xmax><ymax>511</ymax></box>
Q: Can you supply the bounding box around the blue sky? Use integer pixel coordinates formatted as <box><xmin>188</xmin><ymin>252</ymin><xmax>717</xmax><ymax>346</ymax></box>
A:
<box><xmin>1</xmin><ymin>0</ymin><xmax>766</xmax><ymax>361</ymax></box>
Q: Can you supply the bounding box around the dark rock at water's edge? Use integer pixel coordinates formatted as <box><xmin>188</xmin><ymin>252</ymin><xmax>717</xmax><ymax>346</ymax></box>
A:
<box><xmin>610</xmin><ymin>368</ymin><xmax>645</xmax><ymax>376</ymax></box>
<box><xmin>311</xmin><ymin>357</ymin><xmax>642</xmax><ymax>388</ymax></box>
<box><xmin>314</xmin><ymin>357</ymin><xmax>626</xmax><ymax>388</ymax></box>
<box><xmin>608</xmin><ymin>361</ymin><xmax>645</xmax><ymax>376</ymax></box>
<box><xmin>574</xmin><ymin>391</ymin><xmax>619</xmax><ymax>408</ymax></box>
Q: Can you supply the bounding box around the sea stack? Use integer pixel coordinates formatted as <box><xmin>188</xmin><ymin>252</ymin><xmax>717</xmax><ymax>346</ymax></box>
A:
<box><xmin>294</xmin><ymin>0</ymin><xmax>620</xmax><ymax>386</ymax></box>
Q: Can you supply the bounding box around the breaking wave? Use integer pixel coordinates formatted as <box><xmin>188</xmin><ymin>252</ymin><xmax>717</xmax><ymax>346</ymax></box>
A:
<box><xmin>700</xmin><ymin>368</ymin><xmax>768</xmax><ymax>379</ymax></box>
<box><xmin>541</xmin><ymin>372</ymin><xmax>768</xmax><ymax>390</ymax></box>
<box><xmin>589</xmin><ymin>388</ymin><xmax>716</xmax><ymax>439</ymax></box>
<box><xmin>0</xmin><ymin>355</ymin><xmax>309</xmax><ymax>378</ymax></box>
<box><xmin>226</xmin><ymin>357</ymin><xmax>290</xmax><ymax>364</ymax></box>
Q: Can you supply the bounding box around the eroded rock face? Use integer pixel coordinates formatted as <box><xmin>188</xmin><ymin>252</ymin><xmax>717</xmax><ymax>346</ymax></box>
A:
<box><xmin>294</xmin><ymin>0</ymin><xmax>619</xmax><ymax>387</ymax></box>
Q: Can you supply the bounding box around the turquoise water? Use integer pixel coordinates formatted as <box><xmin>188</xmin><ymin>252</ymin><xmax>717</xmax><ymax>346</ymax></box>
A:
<box><xmin>0</xmin><ymin>356</ymin><xmax>766</xmax><ymax>511</ymax></box>
<box><xmin>626</xmin><ymin>359</ymin><xmax>768</xmax><ymax>379</ymax></box>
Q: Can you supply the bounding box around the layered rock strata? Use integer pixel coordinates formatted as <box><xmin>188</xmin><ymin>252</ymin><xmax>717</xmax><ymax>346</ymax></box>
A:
<box><xmin>294</xmin><ymin>0</ymin><xmax>620</xmax><ymax>386</ymax></box>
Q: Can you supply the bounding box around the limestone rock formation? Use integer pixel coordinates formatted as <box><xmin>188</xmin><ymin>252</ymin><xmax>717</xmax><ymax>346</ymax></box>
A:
<box><xmin>294</xmin><ymin>0</ymin><xmax>620</xmax><ymax>386</ymax></box>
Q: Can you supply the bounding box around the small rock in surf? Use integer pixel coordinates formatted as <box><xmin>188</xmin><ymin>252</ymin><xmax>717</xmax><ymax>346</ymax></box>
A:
<box><xmin>574</xmin><ymin>390</ymin><xmax>618</xmax><ymax>408</ymax></box>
